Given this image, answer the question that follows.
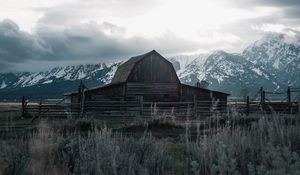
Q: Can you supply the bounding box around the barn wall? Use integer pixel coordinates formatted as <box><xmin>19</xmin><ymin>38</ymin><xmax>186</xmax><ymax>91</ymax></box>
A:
<box><xmin>180</xmin><ymin>84</ymin><xmax>228</xmax><ymax>111</ymax></box>
<box><xmin>127</xmin><ymin>53</ymin><xmax>179</xmax><ymax>83</ymax></box>
<box><xmin>70</xmin><ymin>83</ymin><xmax>126</xmax><ymax>104</ymax></box>
<box><xmin>70</xmin><ymin>95</ymin><xmax>80</xmax><ymax>112</ymax></box>
<box><xmin>180</xmin><ymin>85</ymin><xmax>226</xmax><ymax>100</ymax></box>
<box><xmin>126</xmin><ymin>82</ymin><xmax>179</xmax><ymax>101</ymax></box>
<box><xmin>85</xmin><ymin>83</ymin><xmax>126</xmax><ymax>100</ymax></box>
<box><xmin>180</xmin><ymin>85</ymin><xmax>212</xmax><ymax>101</ymax></box>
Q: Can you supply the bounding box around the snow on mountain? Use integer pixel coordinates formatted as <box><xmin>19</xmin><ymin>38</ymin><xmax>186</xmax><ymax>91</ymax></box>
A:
<box><xmin>0</xmin><ymin>81</ymin><xmax>7</xmax><ymax>89</ymax></box>
<box><xmin>0</xmin><ymin>63</ymin><xmax>121</xmax><ymax>90</ymax></box>
<box><xmin>170</xmin><ymin>54</ymin><xmax>208</xmax><ymax>84</ymax></box>
<box><xmin>243</xmin><ymin>33</ymin><xmax>300</xmax><ymax>86</ymax></box>
<box><xmin>0</xmin><ymin>62</ymin><xmax>122</xmax><ymax>99</ymax></box>
<box><xmin>173</xmin><ymin>34</ymin><xmax>300</xmax><ymax>95</ymax></box>
<box><xmin>198</xmin><ymin>51</ymin><xmax>283</xmax><ymax>95</ymax></box>
<box><xmin>168</xmin><ymin>54</ymin><xmax>205</xmax><ymax>71</ymax></box>
<box><xmin>243</xmin><ymin>33</ymin><xmax>293</xmax><ymax>70</ymax></box>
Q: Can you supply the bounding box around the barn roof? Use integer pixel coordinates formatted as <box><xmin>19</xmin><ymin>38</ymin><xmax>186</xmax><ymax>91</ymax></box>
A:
<box><xmin>181</xmin><ymin>84</ymin><xmax>230</xmax><ymax>95</ymax></box>
<box><xmin>111</xmin><ymin>50</ymin><xmax>160</xmax><ymax>83</ymax></box>
<box><xmin>63</xmin><ymin>82</ymin><xmax>125</xmax><ymax>96</ymax></box>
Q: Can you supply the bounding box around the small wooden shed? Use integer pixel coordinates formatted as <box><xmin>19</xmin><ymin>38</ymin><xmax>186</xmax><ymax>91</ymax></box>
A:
<box><xmin>65</xmin><ymin>50</ymin><xmax>229</xmax><ymax>117</ymax></box>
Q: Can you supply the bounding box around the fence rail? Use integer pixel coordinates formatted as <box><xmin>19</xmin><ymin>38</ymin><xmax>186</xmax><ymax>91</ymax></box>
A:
<box><xmin>20</xmin><ymin>98</ymin><xmax>229</xmax><ymax>119</ymax></box>
<box><xmin>20</xmin><ymin>98</ymin><xmax>299</xmax><ymax>120</ymax></box>
<box><xmin>7</xmin><ymin>85</ymin><xmax>300</xmax><ymax>119</ymax></box>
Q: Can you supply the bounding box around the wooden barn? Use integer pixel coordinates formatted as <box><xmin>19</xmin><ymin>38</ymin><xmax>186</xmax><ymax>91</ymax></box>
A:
<box><xmin>64</xmin><ymin>50</ymin><xmax>229</xmax><ymax>117</ymax></box>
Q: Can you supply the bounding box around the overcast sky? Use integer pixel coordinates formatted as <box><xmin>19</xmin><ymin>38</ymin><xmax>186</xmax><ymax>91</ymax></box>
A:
<box><xmin>0</xmin><ymin>0</ymin><xmax>300</xmax><ymax>72</ymax></box>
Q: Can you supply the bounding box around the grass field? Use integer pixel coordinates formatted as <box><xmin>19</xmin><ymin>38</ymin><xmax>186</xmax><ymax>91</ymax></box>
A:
<box><xmin>0</xmin><ymin>103</ymin><xmax>300</xmax><ymax>175</ymax></box>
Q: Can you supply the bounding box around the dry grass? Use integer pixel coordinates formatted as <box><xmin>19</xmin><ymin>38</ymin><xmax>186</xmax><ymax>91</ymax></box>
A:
<box><xmin>0</xmin><ymin>112</ymin><xmax>300</xmax><ymax>175</ymax></box>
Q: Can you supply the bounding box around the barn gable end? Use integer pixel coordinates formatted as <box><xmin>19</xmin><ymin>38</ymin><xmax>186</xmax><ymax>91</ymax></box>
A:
<box><xmin>111</xmin><ymin>50</ymin><xmax>180</xmax><ymax>84</ymax></box>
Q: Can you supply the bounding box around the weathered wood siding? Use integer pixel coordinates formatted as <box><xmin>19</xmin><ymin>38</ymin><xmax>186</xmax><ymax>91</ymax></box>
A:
<box><xmin>127</xmin><ymin>53</ymin><xmax>179</xmax><ymax>83</ymax></box>
<box><xmin>88</xmin><ymin>83</ymin><xmax>125</xmax><ymax>97</ymax></box>
<box><xmin>180</xmin><ymin>84</ymin><xmax>228</xmax><ymax>112</ymax></box>
<box><xmin>180</xmin><ymin>85</ymin><xmax>211</xmax><ymax>101</ymax></box>
<box><xmin>126</xmin><ymin>82</ymin><xmax>179</xmax><ymax>101</ymax></box>
<box><xmin>70</xmin><ymin>95</ymin><xmax>80</xmax><ymax>112</ymax></box>
<box><xmin>70</xmin><ymin>83</ymin><xmax>126</xmax><ymax>111</ymax></box>
<box><xmin>180</xmin><ymin>84</ymin><xmax>227</xmax><ymax>101</ymax></box>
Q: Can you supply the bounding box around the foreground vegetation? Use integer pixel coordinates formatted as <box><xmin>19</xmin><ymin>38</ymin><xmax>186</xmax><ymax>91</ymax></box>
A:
<box><xmin>0</xmin><ymin>113</ymin><xmax>300</xmax><ymax>175</ymax></box>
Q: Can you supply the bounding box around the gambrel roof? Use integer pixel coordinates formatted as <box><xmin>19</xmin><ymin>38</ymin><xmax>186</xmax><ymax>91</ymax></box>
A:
<box><xmin>111</xmin><ymin>50</ymin><xmax>173</xmax><ymax>83</ymax></box>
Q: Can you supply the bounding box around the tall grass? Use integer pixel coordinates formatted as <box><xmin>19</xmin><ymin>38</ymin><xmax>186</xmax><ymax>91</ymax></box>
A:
<box><xmin>186</xmin><ymin>114</ymin><xmax>300</xmax><ymax>175</ymax></box>
<box><xmin>1</xmin><ymin>118</ymin><xmax>179</xmax><ymax>175</ymax></box>
<box><xmin>0</xmin><ymin>113</ymin><xmax>300</xmax><ymax>175</ymax></box>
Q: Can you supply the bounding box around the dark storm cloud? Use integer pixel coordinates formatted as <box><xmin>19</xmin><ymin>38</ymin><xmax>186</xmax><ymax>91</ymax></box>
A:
<box><xmin>283</xmin><ymin>7</ymin><xmax>300</xmax><ymax>18</ymax></box>
<box><xmin>258</xmin><ymin>0</ymin><xmax>300</xmax><ymax>6</ymax></box>
<box><xmin>230</xmin><ymin>0</ymin><xmax>300</xmax><ymax>7</ymax></box>
<box><xmin>0</xmin><ymin>19</ymin><xmax>198</xmax><ymax>72</ymax></box>
<box><xmin>36</xmin><ymin>0</ymin><xmax>160</xmax><ymax>26</ymax></box>
<box><xmin>230</xmin><ymin>0</ymin><xmax>300</xmax><ymax>19</ymax></box>
<box><xmin>0</xmin><ymin>19</ymin><xmax>50</xmax><ymax>63</ymax></box>
<box><xmin>35</xmin><ymin>22</ymin><xmax>198</xmax><ymax>60</ymax></box>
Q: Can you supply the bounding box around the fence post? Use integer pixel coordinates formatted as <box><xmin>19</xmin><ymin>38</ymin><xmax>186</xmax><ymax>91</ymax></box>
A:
<box><xmin>139</xmin><ymin>96</ymin><xmax>143</xmax><ymax>117</ymax></box>
<box><xmin>287</xmin><ymin>86</ymin><xmax>291</xmax><ymax>113</ymax></box>
<box><xmin>297</xmin><ymin>98</ymin><xmax>300</xmax><ymax>115</ymax></box>
<box><xmin>38</xmin><ymin>98</ymin><xmax>42</xmax><ymax>118</ymax></box>
<box><xmin>246</xmin><ymin>96</ymin><xmax>250</xmax><ymax>116</ymax></box>
<box><xmin>260</xmin><ymin>87</ymin><xmax>263</xmax><ymax>104</ymax></box>
<box><xmin>81</xmin><ymin>82</ymin><xmax>85</xmax><ymax>117</ymax></box>
<box><xmin>287</xmin><ymin>86</ymin><xmax>291</xmax><ymax>104</ymax></box>
<box><xmin>77</xmin><ymin>82</ymin><xmax>81</xmax><ymax>117</ymax></box>
<box><xmin>120</xmin><ymin>97</ymin><xmax>124</xmax><ymax>111</ymax></box>
<box><xmin>193</xmin><ymin>95</ymin><xmax>197</xmax><ymax>118</ymax></box>
<box><xmin>262</xmin><ymin>90</ymin><xmax>265</xmax><ymax>112</ymax></box>
<box><xmin>21</xmin><ymin>96</ymin><xmax>26</xmax><ymax>118</ymax></box>
<box><xmin>78</xmin><ymin>80</ymin><xmax>85</xmax><ymax>117</ymax></box>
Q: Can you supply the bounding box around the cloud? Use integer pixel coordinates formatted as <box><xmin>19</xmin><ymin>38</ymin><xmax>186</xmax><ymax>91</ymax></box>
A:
<box><xmin>251</xmin><ymin>23</ymin><xmax>300</xmax><ymax>38</ymax></box>
<box><xmin>0</xmin><ymin>19</ymin><xmax>51</xmax><ymax>63</ymax></box>
<box><xmin>36</xmin><ymin>0</ymin><xmax>160</xmax><ymax>26</ymax></box>
<box><xmin>229</xmin><ymin>0</ymin><xmax>300</xmax><ymax>7</ymax></box>
<box><xmin>35</xmin><ymin>22</ymin><xmax>200</xmax><ymax>59</ymax></box>
<box><xmin>1</xmin><ymin>0</ymin><xmax>300</xmax><ymax>72</ymax></box>
<box><xmin>257</xmin><ymin>0</ymin><xmax>300</xmax><ymax>6</ymax></box>
<box><xmin>0</xmin><ymin>19</ymin><xmax>199</xmax><ymax>72</ymax></box>
<box><xmin>283</xmin><ymin>7</ymin><xmax>300</xmax><ymax>18</ymax></box>
<box><xmin>229</xmin><ymin>0</ymin><xmax>300</xmax><ymax>20</ymax></box>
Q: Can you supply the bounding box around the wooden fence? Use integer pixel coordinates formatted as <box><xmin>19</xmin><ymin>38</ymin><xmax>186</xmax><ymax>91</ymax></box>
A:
<box><xmin>22</xmin><ymin>98</ymin><xmax>299</xmax><ymax>120</ymax></box>
<box><xmin>231</xmin><ymin>86</ymin><xmax>300</xmax><ymax>114</ymax></box>
<box><xmin>21</xmin><ymin>97</ymin><xmax>228</xmax><ymax>119</ymax></box>
<box><xmin>18</xmin><ymin>85</ymin><xmax>300</xmax><ymax>119</ymax></box>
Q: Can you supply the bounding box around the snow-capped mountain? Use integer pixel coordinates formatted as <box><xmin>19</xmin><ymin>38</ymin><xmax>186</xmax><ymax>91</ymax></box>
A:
<box><xmin>196</xmin><ymin>51</ymin><xmax>284</xmax><ymax>95</ymax></box>
<box><xmin>168</xmin><ymin>54</ymin><xmax>207</xmax><ymax>71</ymax></box>
<box><xmin>0</xmin><ymin>63</ymin><xmax>120</xmax><ymax>89</ymax></box>
<box><xmin>1</xmin><ymin>33</ymin><xmax>299</xmax><ymax>99</ymax></box>
<box><xmin>175</xmin><ymin>34</ymin><xmax>300</xmax><ymax>96</ymax></box>
<box><xmin>0</xmin><ymin>63</ymin><xmax>121</xmax><ymax>99</ymax></box>
<box><xmin>242</xmin><ymin>33</ymin><xmax>300</xmax><ymax>86</ymax></box>
<box><xmin>176</xmin><ymin>54</ymin><xmax>208</xmax><ymax>84</ymax></box>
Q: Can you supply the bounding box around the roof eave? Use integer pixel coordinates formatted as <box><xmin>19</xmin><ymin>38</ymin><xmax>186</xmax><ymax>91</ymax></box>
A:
<box><xmin>181</xmin><ymin>83</ymin><xmax>230</xmax><ymax>96</ymax></box>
